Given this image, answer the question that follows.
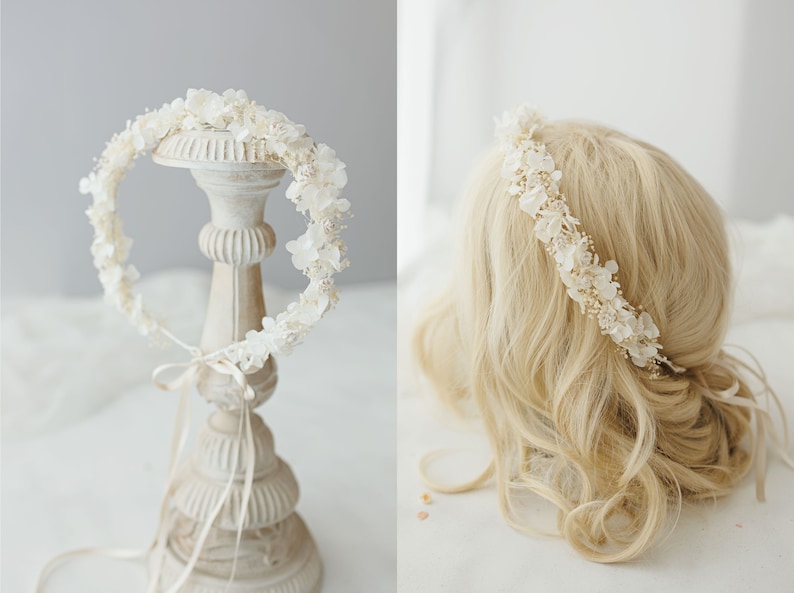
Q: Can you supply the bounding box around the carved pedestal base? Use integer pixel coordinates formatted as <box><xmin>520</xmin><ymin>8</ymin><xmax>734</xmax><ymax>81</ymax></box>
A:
<box><xmin>151</xmin><ymin>411</ymin><xmax>322</xmax><ymax>593</ymax></box>
<box><xmin>159</xmin><ymin>518</ymin><xmax>321</xmax><ymax>593</ymax></box>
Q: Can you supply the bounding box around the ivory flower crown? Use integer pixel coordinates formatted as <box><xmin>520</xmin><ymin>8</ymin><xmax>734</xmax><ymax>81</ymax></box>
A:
<box><xmin>79</xmin><ymin>88</ymin><xmax>350</xmax><ymax>373</ymax></box>
<box><xmin>494</xmin><ymin>105</ymin><xmax>685</xmax><ymax>376</ymax></box>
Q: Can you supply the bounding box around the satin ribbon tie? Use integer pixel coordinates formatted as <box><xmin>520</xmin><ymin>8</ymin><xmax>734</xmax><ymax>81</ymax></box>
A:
<box><xmin>147</xmin><ymin>350</ymin><xmax>257</xmax><ymax>593</ymax></box>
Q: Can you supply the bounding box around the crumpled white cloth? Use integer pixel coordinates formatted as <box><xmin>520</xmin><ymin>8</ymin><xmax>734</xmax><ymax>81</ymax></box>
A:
<box><xmin>1</xmin><ymin>268</ymin><xmax>293</xmax><ymax>440</ymax></box>
<box><xmin>728</xmin><ymin>215</ymin><xmax>794</xmax><ymax>323</ymax></box>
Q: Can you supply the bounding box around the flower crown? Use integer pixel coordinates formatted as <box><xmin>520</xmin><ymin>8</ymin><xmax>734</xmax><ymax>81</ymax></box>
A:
<box><xmin>79</xmin><ymin>89</ymin><xmax>350</xmax><ymax>373</ymax></box>
<box><xmin>494</xmin><ymin>105</ymin><xmax>685</xmax><ymax>376</ymax></box>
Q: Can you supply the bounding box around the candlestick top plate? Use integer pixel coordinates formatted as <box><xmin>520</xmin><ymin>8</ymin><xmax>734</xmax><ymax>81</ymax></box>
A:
<box><xmin>153</xmin><ymin>129</ymin><xmax>284</xmax><ymax>171</ymax></box>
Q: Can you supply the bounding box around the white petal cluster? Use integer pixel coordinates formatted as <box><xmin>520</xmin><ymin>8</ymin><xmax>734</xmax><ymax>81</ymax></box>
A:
<box><xmin>79</xmin><ymin>88</ymin><xmax>350</xmax><ymax>372</ymax></box>
<box><xmin>495</xmin><ymin>105</ymin><xmax>679</xmax><ymax>374</ymax></box>
<box><xmin>285</xmin><ymin>144</ymin><xmax>350</xmax><ymax>217</ymax></box>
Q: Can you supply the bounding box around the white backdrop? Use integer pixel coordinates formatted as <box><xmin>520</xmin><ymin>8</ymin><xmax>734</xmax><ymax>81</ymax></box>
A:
<box><xmin>398</xmin><ymin>0</ymin><xmax>794</xmax><ymax>268</ymax></box>
<box><xmin>1</xmin><ymin>0</ymin><xmax>396</xmax><ymax>297</ymax></box>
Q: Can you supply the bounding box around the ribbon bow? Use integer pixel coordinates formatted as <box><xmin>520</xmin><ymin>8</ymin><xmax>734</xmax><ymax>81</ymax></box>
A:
<box><xmin>148</xmin><ymin>348</ymin><xmax>257</xmax><ymax>593</ymax></box>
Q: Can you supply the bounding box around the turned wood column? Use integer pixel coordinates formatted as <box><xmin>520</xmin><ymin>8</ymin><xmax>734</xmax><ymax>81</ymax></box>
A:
<box><xmin>193</xmin><ymin>166</ymin><xmax>281</xmax><ymax>409</ymax></box>
<box><xmin>150</xmin><ymin>129</ymin><xmax>322</xmax><ymax>593</ymax></box>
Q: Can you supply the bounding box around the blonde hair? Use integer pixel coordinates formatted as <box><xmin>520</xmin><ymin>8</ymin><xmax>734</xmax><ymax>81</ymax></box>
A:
<box><xmin>414</xmin><ymin>121</ymin><xmax>757</xmax><ymax>563</ymax></box>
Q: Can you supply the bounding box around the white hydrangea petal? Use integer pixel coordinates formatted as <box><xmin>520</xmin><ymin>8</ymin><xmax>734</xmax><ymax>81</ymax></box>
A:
<box><xmin>519</xmin><ymin>187</ymin><xmax>547</xmax><ymax>217</ymax></box>
<box><xmin>526</xmin><ymin>150</ymin><xmax>544</xmax><ymax>169</ymax></box>
<box><xmin>334</xmin><ymin>198</ymin><xmax>351</xmax><ymax>213</ymax></box>
<box><xmin>599</xmin><ymin>282</ymin><xmax>618</xmax><ymax>300</ymax></box>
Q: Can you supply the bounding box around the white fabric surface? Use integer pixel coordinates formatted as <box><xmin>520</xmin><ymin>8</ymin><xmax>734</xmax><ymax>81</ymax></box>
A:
<box><xmin>397</xmin><ymin>216</ymin><xmax>794</xmax><ymax>592</ymax></box>
<box><xmin>1</xmin><ymin>274</ymin><xmax>396</xmax><ymax>593</ymax></box>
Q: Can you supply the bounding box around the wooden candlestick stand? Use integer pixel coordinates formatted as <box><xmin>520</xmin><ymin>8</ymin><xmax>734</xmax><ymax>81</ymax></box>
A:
<box><xmin>150</xmin><ymin>129</ymin><xmax>322</xmax><ymax>593</ymax></box>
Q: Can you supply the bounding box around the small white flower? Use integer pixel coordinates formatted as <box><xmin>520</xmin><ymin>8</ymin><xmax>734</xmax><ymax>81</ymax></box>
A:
<box><xmin>321</xmin><ymin>217</ymin><xmax>337</xmax><ymax>234</ymax></box>
<box><xmin>144</xmin><ymin>110</ymin><xmax>174</xmax><ymax>140</ymax></box>
<box><xmin>553</xmin><ymin>235</ymin><xmax>587</xmax><ymax>272</ymax></box>
<box><xmin>261</xmin><ymin>113</ymin><xmax>306</xmax><ymax>157</ymax></box>
<box><xmin>541</xmin><ymin>155</ymin><xmax>555</xmax><ymax>173</ymax></box>
<box><xmin>508</xmin><ymin>181</ymin><xmax>524</xmax><ymax>196</ymax></box>
<box><xmin>285</xmin><ymin>179</ymin><xmax>304</xmax><ymax>203</ymax></box>
<box><xmin>637</xmin><ymin>311</ymin><xmax>660</xmax><ymax>339</ymax></box>
<box><xmin>227</xmin><ymin>114</ymin><xmax>256</xmax><ymax>142</ymax></box>
<box><xmin>285</xmin><ymin>223</ymin><xmax>325</xmax><ymax>269</ymax></box>
<box><xmin>599</xmin><ymin>280</ymin><xmax>618</xmax><ymax>300</ymax></box>
<box><xmin>555</xmin><ymin>245</ymin><xmax>577</xmax><ymax>272</ymax></box>
<box><xmin>318</xmin><ymin>243</ymin><xmax>342</xmax><ymax>271</ymax></box>
<box><xmin>124</xmin><ymin>264</ymin><xmax>140</xmax><ymax>283</ymax></box>
<box><xmin>494</xmin><ymin>112</ymin><xmax>519</xmax><ymax>137</ymax></box>
<box><xmin>127</xmin><ymin>294</ymin><xmax>151</xmax><ymax>335</ymax></box>
<box><xmin>502</xmin><ymin>151</ymin><xmax>524</xmax><ymax>176</ymax></box>
<box><xmin>590</xmin><ymin>266</ymin><xmax>618</xmax><ymax>300</ymax></box>
<box><xmin>566</xmin><ymin>287</ymin><xmax>585</xmax><ymax>304</ymax></box>
<box><xmin>79</xmin><ymin>172</ymin><xmax>101</xmax><ymax>195</ymax></box>
<box><xmin>284</xmin><ymin>301</ymin><xmax>322</xmax><ymax>326</ymax></box>
<box><xmin>185</xmin><ymin>88</ymin><xmax>227</xmax><ymax>128</ymax></box>
<box><xmin>90</xmin><ymin>239</ymin><xmax>114</xmax><ymax>267</ymax></box>
<box><xmin>130</xmin><ymin>117</ymin><xmax>156</xmax><ymax>150</ymax></box>
<box><xmin>519</xmin><ymin>184</ymin><xmax>548</xmax><ymax>217</ymax></box>
<box><xmin>305</xmin><ymin>278</ymin><xmax>332</xmax><ymax>314</ymax></box>
<box><xmin>297</xmin><ymin>163</ymin><xmax>317</xmax><ymax>181</ymax></box>
<box><xmin>222</xmin><ymin>88</ymin><xmax>248</xmax><ymax>104</ymax></box>
<box><xmin>169</xmin><ymin>97</ymin><xmax>186</xmax><ymax>113</ymax></box>
<box><xmin>534</xmin><ymin>211</ymin><xmax>563</xmax><ymax>243</ymax></box>
<box><xmin>609</xmin><ymin>322</ymin><xmax>633</xmax><ymax>343</ymax></box>
<box><xmin>296</xmin><ymin>183</ymin><xmax>339</xmax><ymax>213</ymax></box>
<box><xmin>313</xmin><ymin>144</ymin><xmax>348</xmax><ymax>188</ymax></box>
<box><xmin>494</xmin><ymin>109</ymin><xmax>523</xmax><ymax>138</ymax></box>
<box><xmin>526</xmin><ymin>150</ymin><xmax>544</xmax><ymax>170</ymax></box>
<box><xmin>548</xmin><ymin>199</ymin><xmax>566</xmax><ymax>212</ymax></box>
<box><xmin>597</xmin><ymin>305</ymin><xmax>617</xmax><ymax>330</ymax></box>
<box><xmin>98</xmin><ymin>264</ymin><xmax>124</xmax><ymax>291</ymax></box>
<box><xmin>630</xmin><ymin>344</ymin><xmax>660</xmax><ymax>368</ymax></box>
<box><xmin>243</xmin><ymin>318</ymin><xmax>286</xmax><ymax>360</ymax></box>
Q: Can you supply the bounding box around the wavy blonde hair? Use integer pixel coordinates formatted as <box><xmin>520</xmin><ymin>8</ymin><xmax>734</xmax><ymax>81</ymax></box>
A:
<box><xmin>414</xmin><ymin>121</ymin><xmax>758</xmax><ymax>562</ymax></box>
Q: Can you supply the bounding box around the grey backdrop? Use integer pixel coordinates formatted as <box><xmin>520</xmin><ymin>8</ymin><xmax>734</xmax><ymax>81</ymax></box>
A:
<box><xmin>1</xmin><ymin>0</ymin><xmax>396</xmax><ymax>297</ymax></box>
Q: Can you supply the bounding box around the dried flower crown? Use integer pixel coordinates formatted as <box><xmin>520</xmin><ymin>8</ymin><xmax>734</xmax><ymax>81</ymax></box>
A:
<box><xmin>79</xmin><ymin>88</ymin><xmax>350</xmax><ymax>372</ymax></box>
<box><xmin>495</xmin><ymin>105</ymin><xmax>684</xmax><ymax>375</ymax></box>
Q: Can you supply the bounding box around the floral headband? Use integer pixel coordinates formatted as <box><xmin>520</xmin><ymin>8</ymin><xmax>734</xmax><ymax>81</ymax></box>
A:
<box><xmin>494</xmin><ymin>105</ymin><xmax>685</xmax><ymax>376</ymax></box>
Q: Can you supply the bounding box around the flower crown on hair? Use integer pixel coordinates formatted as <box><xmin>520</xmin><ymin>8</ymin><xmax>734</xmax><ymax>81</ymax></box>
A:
<box><xmin>494</xmin><ymin>105</ymin><xmax>685</xmax><ymax>376</ymax></box>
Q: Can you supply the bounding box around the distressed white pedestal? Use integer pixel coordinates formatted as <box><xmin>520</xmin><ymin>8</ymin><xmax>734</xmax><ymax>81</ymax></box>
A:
<box><xmin>150</xmin><ymin>130</ymin><xmax>322</xmax><ymax>593</ymax></box>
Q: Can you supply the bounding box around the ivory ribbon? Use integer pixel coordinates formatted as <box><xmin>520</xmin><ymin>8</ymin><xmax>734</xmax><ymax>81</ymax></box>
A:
<box><xmin>37</xmin><ymin>346</ymin><xmax>258</xmax><ymax>593</ymax></box>
<box><xmin>148</xmin><ymin>352</ymin><xmax>256</xmax><ymax>593</ymax></box>
<box><xmin>36</xmin><ymin>547</ymin><xmax>147</xmax><ymax>592</ymax></box>
<box><xmin>697</xmin><ymin>348</ymin><xmax>794</xmax><ymax>502</ymax></box>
